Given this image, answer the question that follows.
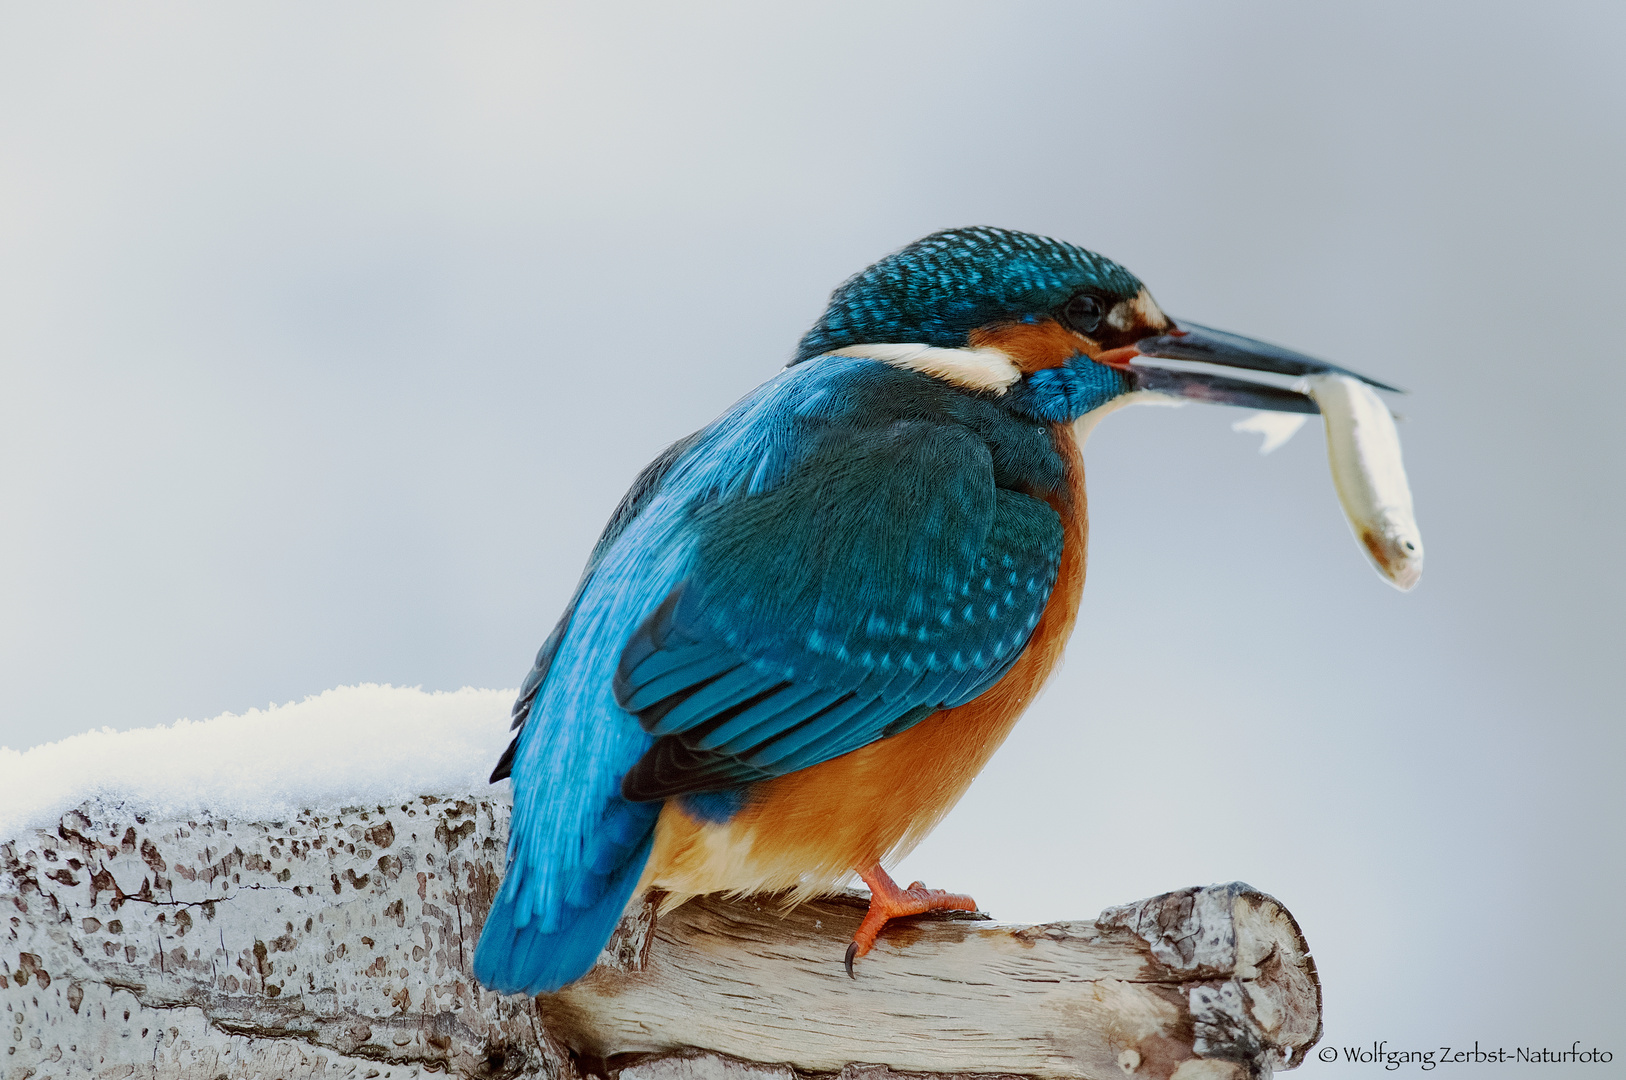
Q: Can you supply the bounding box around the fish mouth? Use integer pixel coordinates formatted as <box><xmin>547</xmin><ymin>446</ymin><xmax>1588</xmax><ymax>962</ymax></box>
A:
<box><xmin>1362</xmin><ymin>527</ymin><xmax>1422</xmax><ymax>590</ymax></box>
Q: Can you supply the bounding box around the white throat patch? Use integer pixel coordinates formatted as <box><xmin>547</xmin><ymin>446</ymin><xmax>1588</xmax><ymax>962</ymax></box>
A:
<box><xmin>1071</xmin><ymin>389</ymin><xmax>1184</xmax><ymax>445</ymax></box>
<box><xmin>825</xmin><ymin>343</ymin><xmax>1021</xmax><ymax>395</ymax></box>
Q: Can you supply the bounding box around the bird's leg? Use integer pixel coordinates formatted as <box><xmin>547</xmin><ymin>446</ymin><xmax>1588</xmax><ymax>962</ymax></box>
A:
<box><xmin>844</xmin><ymin>862</ymin><xmax>977</xmax><ymax>977</ymax></box>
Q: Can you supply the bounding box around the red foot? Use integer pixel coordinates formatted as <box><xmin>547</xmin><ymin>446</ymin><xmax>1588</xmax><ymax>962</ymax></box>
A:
<box><xmin>844</xmin><ymin>863</ymin><xmax>978</xmax><ymax>977</ymax></box>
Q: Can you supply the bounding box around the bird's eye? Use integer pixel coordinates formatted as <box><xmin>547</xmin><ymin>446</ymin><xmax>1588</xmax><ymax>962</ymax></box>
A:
<box><xmin>1061</xmin><ymin>294</ymin><xmax>1103</xmax><ymax>335</ymax></box>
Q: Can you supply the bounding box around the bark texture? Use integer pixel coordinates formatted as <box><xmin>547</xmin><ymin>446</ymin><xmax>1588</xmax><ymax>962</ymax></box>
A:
<box><xmin>3</xmin><ymin>796</ymin><xmax>1320</xmax><ymax>1080</ymax></box>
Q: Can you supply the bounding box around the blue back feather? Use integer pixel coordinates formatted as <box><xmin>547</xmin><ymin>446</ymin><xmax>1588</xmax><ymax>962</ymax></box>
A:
<box><xmin>477</xmin><ymin>359</ymin><xmax>1021</xmax><ymax>991</ymax></box>
<box><xmin>610</xmin><ymin>362</ymin><xmax>1068</xmax><ymax>799</ymax></box>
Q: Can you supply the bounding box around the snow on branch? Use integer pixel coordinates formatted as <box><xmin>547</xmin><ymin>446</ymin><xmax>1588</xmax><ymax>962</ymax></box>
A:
<box><xmin>0</xmin><ymin>684</ymin><xmax>514</xmax><ymax>840</ymax></box>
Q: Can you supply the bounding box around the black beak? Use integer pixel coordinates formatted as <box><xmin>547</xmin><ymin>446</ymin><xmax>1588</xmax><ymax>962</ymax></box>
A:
<box><xmin>1113</xmin><ymin>319</ymin><xmax>1403</xmax><ymax>413</ymax></box>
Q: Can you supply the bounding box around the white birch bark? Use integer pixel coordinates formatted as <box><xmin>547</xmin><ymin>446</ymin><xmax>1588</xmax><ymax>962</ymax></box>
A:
<box><xmin>3</xmin><ymin>796</ymin><xmax>1319</xmax><ymax>1080</ymax></box>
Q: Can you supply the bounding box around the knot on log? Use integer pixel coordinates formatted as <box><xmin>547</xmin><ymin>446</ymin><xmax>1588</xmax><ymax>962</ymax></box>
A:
<box><xmin>3</xmin><ymin>796</ymin><xmax>1320</xmax><ymax>1079</ymax></box>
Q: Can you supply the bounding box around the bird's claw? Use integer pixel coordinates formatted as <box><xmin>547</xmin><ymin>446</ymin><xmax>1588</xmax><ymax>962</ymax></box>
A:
<box><xmin>843</xmin><ymin>864</ymin><xmax>978</xmax><ymax>979</ymax></box>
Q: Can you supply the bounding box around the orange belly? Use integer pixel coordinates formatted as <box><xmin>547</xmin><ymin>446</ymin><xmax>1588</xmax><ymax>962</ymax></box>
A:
<box><xmin>642</xmin><ymin>425</ymin><xmax>1089</xmax><ymax>904</ymax></box>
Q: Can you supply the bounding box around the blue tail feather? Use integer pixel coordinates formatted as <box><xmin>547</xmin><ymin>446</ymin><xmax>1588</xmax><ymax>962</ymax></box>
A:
<box><xmin>473</xmin><ymin>802</ymin><xmax>660</xmax><ymax>995</ymax></box>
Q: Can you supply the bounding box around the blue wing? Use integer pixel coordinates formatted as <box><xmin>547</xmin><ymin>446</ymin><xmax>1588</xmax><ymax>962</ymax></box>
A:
<box><xmin>474</xmin><ymin>357</ymin><xmax>1063</xmax><ymax>995</ymax></box>
<box><xmin>487</xmin><ymin>430</ymin><xmax>703</xmax><ymax>784</ymax></box>
<box><xmin>615</xmin><ymin>416</ymin><xmax>1063</xmax><ymax>798</ymax></box>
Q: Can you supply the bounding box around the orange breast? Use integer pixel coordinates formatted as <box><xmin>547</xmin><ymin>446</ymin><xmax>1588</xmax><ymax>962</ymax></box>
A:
<box><xmin>643</xmin><ymin>425</ymin><xmax>1090</xmax><ymax>903</ymax></box>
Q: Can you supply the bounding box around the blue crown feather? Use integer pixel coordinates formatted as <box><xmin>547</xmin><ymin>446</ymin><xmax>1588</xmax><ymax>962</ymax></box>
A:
<box><xmin>793</xmin><ymin>226</ymin><xmax>1143</xmax><ymax>362</ymax></box>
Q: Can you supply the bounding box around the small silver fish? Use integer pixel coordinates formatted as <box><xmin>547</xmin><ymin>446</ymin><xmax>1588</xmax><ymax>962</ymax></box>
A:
<box><xmin>1306</xmin><ymin>375</ymin><xmax>1424</xmax><ymax>590</ymax></box>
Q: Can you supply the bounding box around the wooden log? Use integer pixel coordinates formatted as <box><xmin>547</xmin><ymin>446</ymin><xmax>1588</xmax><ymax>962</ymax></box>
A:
<box><xmin>2</xmin><ymin>795</ymin><xmax>1320</xmax><ymax>1079</ymax></box>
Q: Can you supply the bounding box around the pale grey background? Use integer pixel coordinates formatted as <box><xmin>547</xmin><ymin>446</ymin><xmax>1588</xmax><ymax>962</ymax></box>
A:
<box><xmin>2</xmin><ymin>2</ymin><xmax>1621</xmax><ymax>1071</ymax></box>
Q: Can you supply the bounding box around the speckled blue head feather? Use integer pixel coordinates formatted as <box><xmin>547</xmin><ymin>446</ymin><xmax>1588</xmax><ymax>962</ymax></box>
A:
<box><xmin>792</xmin><ymin>226</ymin><xmax>1145</xmax><ymax>364</ymax></box>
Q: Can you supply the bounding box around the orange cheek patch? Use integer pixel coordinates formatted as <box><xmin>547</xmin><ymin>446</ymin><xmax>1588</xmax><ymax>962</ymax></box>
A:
<box><xmin>968</xmin><ymin>319</ymin><xmax>1093</xmax><ymax>373</ymax></box>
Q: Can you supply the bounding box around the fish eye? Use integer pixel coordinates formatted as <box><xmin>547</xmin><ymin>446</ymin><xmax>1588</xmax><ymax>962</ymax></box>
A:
<box><xmin>1061</xmin><ymin>293</ymin><xmax>1103</xmax><ymax>334</ymax></box>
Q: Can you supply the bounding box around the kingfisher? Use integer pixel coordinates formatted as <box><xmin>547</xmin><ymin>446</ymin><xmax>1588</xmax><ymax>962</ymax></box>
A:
<box><xmin>472</xmin><ymin>227</ymin><xmax>1396</xmax><ymax>995</ymax></box>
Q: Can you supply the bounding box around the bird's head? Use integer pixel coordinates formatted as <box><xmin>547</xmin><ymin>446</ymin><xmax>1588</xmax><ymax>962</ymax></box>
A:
<box><xmin>792</xmin><ymin>226</ymin><xmax>1396</xmax><ymax>426</ymax></box>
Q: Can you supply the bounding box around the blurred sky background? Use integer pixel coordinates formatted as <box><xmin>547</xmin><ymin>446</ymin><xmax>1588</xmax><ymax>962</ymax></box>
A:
<box><xmin>2</xmin><ymin>2</ymin><xmax>1622</xmax><ymax>1071</ymax></box>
